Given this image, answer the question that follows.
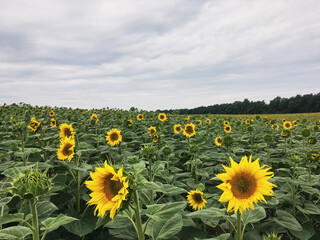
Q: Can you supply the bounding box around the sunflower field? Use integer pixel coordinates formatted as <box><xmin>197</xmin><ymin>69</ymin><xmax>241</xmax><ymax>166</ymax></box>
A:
<box><xmin>0</xmin><ymin>104</ymin><xmax>320</xmax><ymax>240</ymax></box>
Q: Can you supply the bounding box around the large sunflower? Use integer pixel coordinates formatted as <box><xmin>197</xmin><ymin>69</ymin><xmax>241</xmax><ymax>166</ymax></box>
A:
<box><xmin>174</xmin><ymin>124</ymin><xmax>182</xmax><ymax>134</ymax></box>
<box><xmin>187</xmin><ymin>189</ymin><xmax>207</xmax><ymax>210</ymax></box>
<box><xmin>57</xmin><ymin>137</ymin><xmax>75</xmax><ymax>161</ymax></box>
<box><xmin>85</xmin><ymin>162</ymin><xmax>129</xmax><ymax>219</ymax></box>
<box><xmin>183</xmin><ymin>123</ymin><xmax>196</xmax><ymax>138</ymax></box>
<box><xmin>148</xmin><ymin>126</ymin><xmax>157</xmax><ymax>135</ymax></box>
<box><xmin>106</xmin><ymin>129</ymin><xmax>122</xmax><ymax>146</ymax></box>
<box><xmin>283</xmin><ymin>121</ymin><xmax>292</xmax><ymax>130</ymax></box>
<box><xmin>217</xmin><ymin>156</ymin><xmax>276</xmax><ymax>214</ymax></box>
<box><xmin>59</xmin><ymin>123</ymin><xmax>75</xmax><ymax>139</ymax></box>
<box><xmin>224</xmin><ymin>125</ymin><xmax>231</xmax><ymax>133</ymax></box>
<box><xmin>215</xmin><ymin>136</ymin><xmax>222</xmax><ymax>146</ymax></box>
<box><xmin>137</xmin><ymin>114</ymin><xmax>144</xmax><ymax>121</ymax></box>
<box><xmin>158</xmin><ymin>113</ymin><xmax>167</xmax><ymax>122</ymax></box>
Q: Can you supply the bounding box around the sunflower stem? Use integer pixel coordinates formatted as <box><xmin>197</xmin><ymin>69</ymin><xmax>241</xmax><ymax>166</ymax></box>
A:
<box><xmin>29</xmin><ymin>198</ymin><xmax>40</xmax><ymax>240</ymax></box>
<box><xmin>236</xmin><ymin>211</ymin><xmax>242</xmax><ymax>240</ymax></box>
<box><xmin>133</xmin><ymin>190</ymin><xmax>145</xmax><ymax>240</ymax></box>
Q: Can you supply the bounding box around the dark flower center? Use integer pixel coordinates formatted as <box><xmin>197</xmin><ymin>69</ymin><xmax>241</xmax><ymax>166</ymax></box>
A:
<box><xmin>62</xmin><ymin>143</ymin><xmax>73</xmax><ymax>156</ymax></box>
<box><xmin>110</xmin><ymin>132</ymin><xmax>119</xmax><ymax>141</ymax></box>
<box><xmin>192</xmin><ymin>193</ymin><xmax>203</xmax><ymax>203</ymax></box>
<box><xmin>186</xmin><ymin>126</ymin><xmax>193</xmax><ymax>134</ymax></box>
<box><xmin>230</xmin><ymin>173</ymin><xmax>257</xmax><ymax>199</ymax></box>
<box><xmin>64</xmin><ymin>128</ymin><xmax>72</xmax><ymax>137</ymax></box>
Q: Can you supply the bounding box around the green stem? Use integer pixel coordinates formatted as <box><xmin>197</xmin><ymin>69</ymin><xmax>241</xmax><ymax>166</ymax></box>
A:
<box><xmin>118</xmin><ymin>143</ymin><xmax>122</xmax><ymax>155</ymax></box>
<box><xmin>237</xmin><ymin>211</ymin><xmax>242</xmax><ymax>240</ymax></box>
<box><xmin>148</xmin><ymin>158</ymin><xmax>153</xmax><ymax>203</ymax></box>
<box><xmin>133</xmin><ymin>190</ymin><xmax>145</xmax><ymax>240</ymax></box>
<box><xmin>76</xmin><ymin>170</ymin><xmax>81</xmax><ymax>213</ymax></box>
<box><xmin>0</xmin><ymin>205</ymin><xmax>4</xmax><ymax>230</ymax></box>
<box><xmin>30</xmin><ymin>198</ymin><xmax>39</xmax><ymax>240</ymax></box>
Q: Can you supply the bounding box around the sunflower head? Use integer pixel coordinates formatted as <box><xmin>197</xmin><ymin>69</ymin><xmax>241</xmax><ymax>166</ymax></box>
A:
<box><xmin>283</xmin><ymin>121</ymin><xmax>292</xmax><ymax>130</ymax></box>
<box><xmin>245</xmin><ymin>119</ymin><xmax>251</xmax><ymax>125</ymax></box>
<box><xmin>215</xmin><ymin>136</ymin><xmax>222</xmax><ymax>146</ymax></box>
<box><xmin>57</xmin><ymin>137</ymin><xmax>75</xmax><ymax>162</ymax></box>
<box><xmin>293</xmin><ymin>121</ymin><xmax>298</xmax><ymax>126</ymax></box>
<box><xmin>153</xmin><ymin>134</ymin><xmax>159</xmax><ymax>143</ymax></box>
<box><xmin>217</xmin><ymin>155</ymin><xmax>276</xmax><ymax>214</ymax></box>
<box><xmin>59</xmin><ymin>123</ymin><xmax>75</xmax><ymax>139</ymax></box>
<box><xmin>184</xmin><ymin>118</ymin><xmax>189</xmax><ymax>124</ymax></box>
<box><xmin>197</xmin><ymin>120</ymin><xmax>202</xmax><ymax>125</ymax></box>
<box><xmin>187</xmin><ymin>189</ymin><xmax>207</xmax><ymax>210</ymax></box>
<box><xmin>148</xmin><ymin>126</ymin><xmax>157</xmax><ymax>135</ymax></box>
<box><xmin>301</xmin><ymin>128</ymin><xmax>310</xmax><ymax>137</ymax></box>
<box><xmin>224</xmin><ymin>121</ymin><xmax>229</xmax><ymax>126</ymax></box>
<box><xmin>174</xmin><ymin>124</ymin><xmax>182</xmax><ymax>134</ymax></box>
<box><xmin>50</xmin><ymin>118</ymin><xmax>56</xmax><ymax>127</ymax></box>
<box><xmin>49</xmin><ymin>111</ymin><xmax>55</xmax><ymax>117</ymax></box>
<box><xmin>137</xmin><ymin>114</ymin><xmax>144</xmax><ymax>121</ymax></box>
<box><xmin>205</xmin><ymin>119</ymin><xmax>211</xmax><ymax>124</ymax></box>
<box><xmin>85</xmin><ymin>162</ymin><xmax>129</xmax><ymax>219</ymax></box>
<box><xmin>127</xmin><ymin>119</ymin><xmax>132</xmax><ymax>127</ymax></box>
<box><xmin>28</xmin><ymin>117</ymin><xmax>41</xmax><ymax>132</ymax></box>
<box><xmin>224</xmin><ymin>125</ymin><xmax>231</xmax><ymax>133</ymax></box>
<box><xmin>158</xmin><ymin>113</ymin><xmax>167</xmax><ymax>122</ymax></box>
<box><xmin>281</xmin><ymin>130</ymin><xmax>290</xmax><ymax>138</ymax></box>
<box><xmin>308</xmin><ymin>136</ymin><xmax>317</xmax><ymax>145</ymax></box>
<box><xmin>183</xmin><ymin>123</ymin><xmax>196</xmax><ymax>138</ymax></box>
<box><xmin>106</xmin><ymin>129</ymin><xmax>122</xmax><ymax>147</ymax></box>
<box><xmin>272</xmin><ymin>124</ymin><xmax>279</xmax><ymax>130</ymax></box>
<box><xmin>90</xmin><ymin>114</ymin><xmax>98</xmax><ymax>121</ymax></box>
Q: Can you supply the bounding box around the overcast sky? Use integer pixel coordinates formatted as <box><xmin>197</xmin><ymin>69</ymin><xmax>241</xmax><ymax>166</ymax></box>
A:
<box><xmin>1</xmin><ymin>0</ymin><xmax>320</xmax><ymax>110</ymax></box>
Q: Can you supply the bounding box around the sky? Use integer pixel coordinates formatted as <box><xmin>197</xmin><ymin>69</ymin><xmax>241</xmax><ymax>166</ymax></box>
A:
<box><xmin>1</xmin><ymin>0</ymin><xmax>320</xmax><ymax>110</ymax></box>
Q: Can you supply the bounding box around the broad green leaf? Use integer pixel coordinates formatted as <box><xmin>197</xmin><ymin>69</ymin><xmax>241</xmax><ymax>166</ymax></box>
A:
<box><xmin>150</xmin><ymin>213</ymin><xmax>183</xmax><ymax>240</ymax></box>
<box><xmin>273</xmin><ymin>210</ymin><xmax>302</xmax><ymax>231</ymax></box>
<box><xmin>186</xmin><ymin>207</ymin><xmax>226</xmax><ymax>220</ymax></box>
<box><xmin>0</xmin><ymin>213</ymin><xmax>24</xmax><ymax>225</ymax></box>
<box><xmin>289</xmin><ymin>221</ymin><xmax>315</xmax><ymax>240</ymax></box>
<box><xmin>195</xmin><ymin>233</ymin><xmax>230</xmax><ymax>240</ymax></box>
<box><xmin>242</xmin><ymin>206</ymin><xmax>266</xmax><ymax>224</ymax></box>
<box><xmin>0</xmin><ymin>226</ymin><xmax>32</xmax><ymax>240</ymax></box>
<box><xmin>0</xmin><ymin>197</ymin><xmax>12</xmax><ymax>207</ymax></box>
<box><xmin>146</xmin><ymin>201</ymin><xmax>187</xmax><ymax>221</ymax></box>
<box><xmin>296</xmin><ymin>203</ymin><xmax>320</xmax><ymax>215</ymax></box>
<box><xmin>40</xmin><ymin>214</ymin><xmax>77</xmax><ymax>232</ymax></box>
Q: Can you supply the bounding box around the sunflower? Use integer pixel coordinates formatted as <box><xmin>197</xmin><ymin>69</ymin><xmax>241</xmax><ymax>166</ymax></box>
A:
<box><xmin>245</xmin><ymin>119</ymin><xmax>251</xmax><ymax>125</ymax></box>
<box><xmin>50</xmin><ymin>118</ymin><xmax>56</xmax><ymax>127</ymax></box>
<box><xmin>281</xmin><ymin>130</ymin><xmax>290</xmax><ymax>137</ymax></box>
<box><xmin>106</xmin><ymin>129</ymin><xmax>122</xmax><ymax>146</ymax></box>
<box><xmin>183</xmin><ymin>123</ymin><xmax>196</xmax><ymax>138</ymax></box>
<box><xmin>57</xmin><ymin>137</ymin><xmax>75</xmax><ymax>161</ymax></box>
<box><xmin>153</xmin><ymin>134</ymin><xmax>159</xmax><ymax>143</ymax></box>
<box><xmin>42</xmin><ymin>110</ymin><xmax>46</xmax><ymax>114</ymax></box>
<box><xmin>205</xmin><ymin>119</ymin><xmax>211</xmax><ymax>124</ymax></box>
<box><xmin>158</xmin><ymin>113</ymin><xmax>167</xmax><ymax>122</ymax></box>
<box><xmin>272</xmin><ymin>124</ymin><xmax>279</xmax><ymax>130</ymax></box>
<box><xmin>85</xmin><ymin>161</ymin><xmax>129</xmax><ymax>219</ymax></box>
<box><xmin>197</xmin><ymin>120</ymin><xmax>202</xmax><ymax>125</ymax></box>
<box><xmin>283</xmin><ymin>121</ymin><xmax>292</xmax><ymax>130</ymax></box>
<box><xmin>59</xmin><ymin>123</ymin><xmax>75</xmax><ymax>139</ymax></box>
<box><xmin>127</xmin><ymin>119</ymin><xmax>132</xmax><ymax>127</ymax></box>
<box><xmin>217</xmin><ymin>155</ymin><xmax>276</xmax><ymax>214</ymax></box>
<box><xmin>224</xmin><ymin>125</ymin><xmax>231</xmax><ymax>133</ymax></box>
<box><xmin>308</xmin><ymin>137</ymin><xmax>317</xmax><ymax>145</ymax></box>
<box><xmin>292</xmin><ymin>121</ymin><xmax>298</xmax><ymax>126</ymax></box>
<box><xmin>187</xmin><ymin>189</ymin><xmax>207</xmax><ymax>210</ymax></box>
<box><xmin>90</xmin><ymin>114</ymin><xmax>99</xmax><ymax>122</ymax></box>
<box><xmin>28</xmin><ymin>117</ymin><xmax>40</xmax><ymax>132</ymax></box>
<box><xmin>174</xmin><ymin>124</ymin><xmax>182</xmax><ymax>134</ymax></box>
<box><xmin>215</xmin><ymin>136</ymin><xmax>222</xmax><ymax>146</ymax></box>
<box><xmin>49</xmin><ymin>111</ymin><xmax>55</xmax><ymax>117</ymax></box>
<box><xmin>184</xmin><ymin>118</ymin><xmax>190</xmax><ymax>124</ymax></box>
<box><xmin>224</xmin><ymin>121</ymin><xmax>229</xmax><ymax>126</ymax></box>
<box><xmin>148</xmin><ymin>126</ymin><xmax>157</xmax><ymax>135</ymax></box>
<box><xmin>137</xmin><ymin>114</ymin><xmax>144</xmax><ymax>121</ymax></box>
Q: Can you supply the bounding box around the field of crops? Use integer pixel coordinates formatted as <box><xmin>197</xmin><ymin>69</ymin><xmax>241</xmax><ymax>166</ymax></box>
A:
<box><xmin>0</xmin><ymin>104</ymin><xmax>319</xmax><ymax>240</ymax></box>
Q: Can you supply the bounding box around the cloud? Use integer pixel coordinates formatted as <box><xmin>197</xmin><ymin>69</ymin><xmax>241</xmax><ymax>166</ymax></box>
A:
<box><xmin>0</xmin><ymin>0</ymin><xmax>319</xmax><ymax>110</ymax></box>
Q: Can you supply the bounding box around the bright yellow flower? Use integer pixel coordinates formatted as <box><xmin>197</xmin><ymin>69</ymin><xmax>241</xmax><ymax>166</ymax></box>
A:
<box><xmin>224</xmin><ymin>125</ymin><xmax>231</xmax><ymax>133</ymax></box>
<box><xmin>85</xmin><ymin>162</ymin><xmax>129</xmax><ymax>219</ymax></box>
<box><xmin>187</xmin><ymin>189</ymin><xmax>207</xmax><ymax>210</ymax></box>
<box><xmin>183</xmin><ymin>123</ymin><xmax>196</xmax><ymax>138</ymax></box>
<box><xmin>158</xmin><ymin>113</ymin><xmax>167</xmax><ymax>122</ymax></box>
<box><xmin>217</xmin><ymin>156</ymin><xmax>276</xmax><ymax>214</ymax></box>
<box><xmin>148</xmin><ymin>126</ymin><xmax>156</xmax><ymax>135</ymax></box>
<box><xmin>59</xmin><ymin>123</ymin><xmax>75</xmax><ymax>139</ymax></box>
<box><xmin>50</xmin><ymin>118</ymin><xmax>56</xmax><ymax>127</ymax></box>
<box><xmin>174</xmin><ymin>124</ymin><xmax>182</xmax><ymax>134</ymax></box>
<box><xmin>283</xmin><ymin>121</ymin><xmax>292</xmax><ymax>130</ymax></box>
<box><xmin>57</xmin><ymin>137</ymin><xmax>75</xmax><ymax>161</ymax></box>
<box><xmin>106</xmin><ymin>129</ymin><xmax>122</xmax><ymax>146</ymax></box>
<box><xmin>215</xmin><ymin>136</ymin><xmax>222</xmax><ymax>146</ymax></box>
<box><xmin>205</xmin><ymin>119</ymin><xmax>211</xmax><ymax>124</ymax></box>
<box><xmin>137</xmin><ymin>114</ymin><xmax>144</xmax><ymax>121</ymax></box>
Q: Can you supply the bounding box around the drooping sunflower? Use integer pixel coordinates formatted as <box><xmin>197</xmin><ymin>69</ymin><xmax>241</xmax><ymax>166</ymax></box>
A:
<box><xmin>217</xmin><ymin>155</ymin><xmax>276</xmax><ymax>214</ymax></box>
<box><xmin>224</xmin><ymin>125</ymin><xmax>231</xmax><ymax>133</ymax></box>
<box><xmin>283</xmin><ymin>121</ymin><xmax>292</xmax><ymax>130</ymax></box>
<box><xmin>205</xmin><ymin>119</ymin><xmax>211</xmax><ymax>124</ymax></box>
<box><xmin>215</xmin><ymin>136</ymin><xmax>222</xmax><ymax>146</ymax></box>
<box><xmin>183</xmin><ymin>123</ymin><xmax>196</xmax><ymax>138</ymax></box>
<box><xmin>57</xmin><ymin>137</ymin><xmax>75</xmax><ymax>161</ymax></box>
<box><xmin>224</xmin><ymin>121</ymin><xmax>229</xmax><ymax>126</ymax></box>
<box><xmin>106</xmin><ymin>129</ymin><xmax>122</xmax><ymax>146</ymax></box>
<box><xmin>59</xmin><ymin>123</ymin><xmax>75</xmax><ymax>139</ymax></box>
<box><xmin>50</xmin><ymin>118</ymin><xmax>56</xmax><ymax>127</ymax></box>
<box><xmin>153</xmin><ymin>134</ymin><xmax>159</xmax><ymax>143</ymax></box>
<box><xmin>174</xmin><ymin>124</ymin><xmax>182</xmax><ymax>134</ymax></box>
<box><xmin>281</xmin><ymin>130</ymin><xmax>290</xmax><ymax>138</ymax></box>
<box><xmin>197</xmin><ymin>120</ymin><xmax>202</xmax><ymax>125</ymax></box>
<box><xmin>148</xmin><ymin>126</ymin><xmax>157</xmax><ymax>135</ymax></box>
<box><xmin>49</xmin><ymin>110</ymin><xmax>55</xmax><ymax>117</ymax></box>
<box><xmin>137</xmin><ymin>114</ymin><xmax>144</xmax><ymax>121</ymax></box>
<box><xmin>85</xmin><ymin>161</ymin><xmax>129</xmax><ymax>219</ymax></box>
<box><xmin>158</xmin><ymin>113</ymin><xmax>167</xmax><ymax>122</ymax></box>
<box><xmin>187</xmin><ymin>189</ymin><xmax>207</xmax><ymax>210</ymax></box>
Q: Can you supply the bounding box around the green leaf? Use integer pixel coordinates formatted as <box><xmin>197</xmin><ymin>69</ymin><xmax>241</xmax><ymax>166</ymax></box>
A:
<box><xmin>146</xmin><ymin>201</ymin><xmax>187</xmax><ymax>221</ymax></box>
<box><xmin>0</xmin><ymin>213</ymin><xmax>24</xmax><ymax>225</ymax></box>
<box><xmin>150</xmin><ymin>213</ymin><xmax>183</xmax><ymax>240</ymax></box>
<box><xmin>273</xmin><ymin>210</ymin><xmax>302</xmax><ymax>231</ymax></box>
<box><xmin>0</xmin><ymin>226</ymin><xmax>32</xmax><ymax>240</ymax></box>
<box><xmin>289</xmin><ymin>221</ymin><xmax>315</xmax><ymax>240</ymax></box>
<box><xmin>0</xmin><ymin>197</ymin><xmax>12</xmax><ymax>207</ymax></box>
<box><xmin>40</xmin><ymin>214</ymin><xmax>77</xmax><ymax>232</ymax></box>
<box><xmin>186</xmin><ymin>207</ymin><xmax>226</xmax><ymax>220</ymax></box>
<box><xmin>195</xmin><ymin>233</ymin><xmax>230</xmax><ymax>240</ymax></box>
<box><xmin>65</xmin><ymin>208</ymin><xmax>97</xmax><ymax>237</ymax></box>
<box><xmin>242</xmin><ymin>206</ymin><xmax>266</xmax><ymax>224</ymax></box>
<box><xmin>37</xmin><ymin>201</ymin><xmax>58</xmax><ymax>222</ymax></box>
<box><xmin>296</xmin><ymin>203</ymin><xmax>320</xmax><ymax>215</ymax></box>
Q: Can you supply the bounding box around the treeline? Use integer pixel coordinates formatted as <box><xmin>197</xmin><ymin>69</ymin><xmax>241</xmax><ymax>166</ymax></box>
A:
<box><xmin>160</xmin><ymin>93</ymin><xmax>320</xmax><ymax>114</ymax></box>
